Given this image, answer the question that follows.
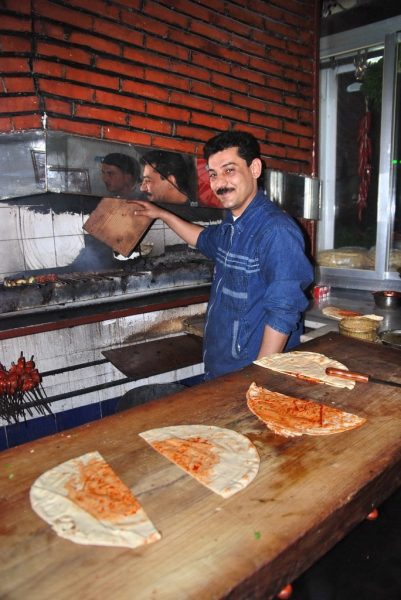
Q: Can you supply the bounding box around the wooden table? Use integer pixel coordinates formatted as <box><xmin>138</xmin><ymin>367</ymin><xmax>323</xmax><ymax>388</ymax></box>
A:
<box><xmin>1</xmin><ymin>333</ymin><xmax>401</xmax><ymax>600</ymax></box>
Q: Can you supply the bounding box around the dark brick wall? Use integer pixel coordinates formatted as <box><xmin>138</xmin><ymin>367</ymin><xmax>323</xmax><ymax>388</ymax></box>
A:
<box><xmin>0</xmin><ymin>0</ymin><xmax>318</xmax><ymax>173</ymax></box>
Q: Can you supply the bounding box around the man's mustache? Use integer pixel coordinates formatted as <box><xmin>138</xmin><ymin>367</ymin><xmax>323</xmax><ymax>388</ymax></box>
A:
<box><xmin>216</xmin><ymin>187</ymin><xmax>234</xmax><ymax>196</ymax></box>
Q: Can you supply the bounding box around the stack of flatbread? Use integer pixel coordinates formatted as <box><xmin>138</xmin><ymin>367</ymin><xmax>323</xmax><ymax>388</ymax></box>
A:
<box><xmin>247</xmin><ymin>382</ymin><xmax>366</xmax><ymax>438</ymax></box>
<box><xmin>139</xmin><ymin>424</ymin><xmax>260</xmax><ymax>499</ymax></box>
<box><xmin>254</xmin><ymin>351</ymin><xmax>356</xmax><ymax>389</ymax></box>
<box><xmin>322</xmin><ymin>306</ymin><xmax>383</xmax><ymax>322</ymax></box>
<box><xmin>30</xmin><ymin>451</ymin><xmax>161</xmax><ymax>549</ymax></box>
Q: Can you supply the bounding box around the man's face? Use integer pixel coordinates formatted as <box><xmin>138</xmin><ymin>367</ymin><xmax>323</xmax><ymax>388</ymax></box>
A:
<box><xmin>101</xmin><ymin>163</ymin><xmax>133</xmax><ymax>196</ymax></box>
<box><xmin>207</xmin><ymin>147</ymin><xmax>262</xmax><ymax>216</ymax></box>
<box><xmin>140</xmin><ymin>164</ymin><xmax>171</xmax><ymax>202</ymax></box>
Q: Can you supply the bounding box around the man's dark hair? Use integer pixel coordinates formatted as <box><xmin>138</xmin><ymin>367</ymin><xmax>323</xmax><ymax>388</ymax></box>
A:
<box><xmin>140</xmin><ymin>150</ymin><xmax>190</xmax><ymax>196</ymax></box>
<box><xmin>203</xmin><ymin>131</ymin><xmax>261</xmax><ymax>165</ymax></box>
<box><xmin>102</xmin><ymin>153</ymin><xmax>140</xmax><ymax>181</ymax></box>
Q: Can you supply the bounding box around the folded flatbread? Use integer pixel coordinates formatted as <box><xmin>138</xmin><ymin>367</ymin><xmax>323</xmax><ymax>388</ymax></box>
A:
<box><xmin>139</xmin><ymin>425</ymin><xmax>260</xmax><ymax>498</ymax></box>
<box><xmin>254</xmin><ymin>351</ymin><xmax>356</xmax><ymax>389</ymax></box>
<box><xmin>30</xmin><ymin>451</ymin><xmax>161</xmax><ymax>548</ymax></box>
<box><xmin>247</xmin><ymin>382</ymin><xmax>366</xmax><ymax>438</ymax></box>
<box><xmin>322</xmin><ymin>306</ymin><xmax>382</xmax><ymax>321</ymax></box>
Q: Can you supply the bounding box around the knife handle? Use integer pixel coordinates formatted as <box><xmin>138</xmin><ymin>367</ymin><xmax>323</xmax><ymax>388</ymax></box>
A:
<box><xmin>325</xmin><ymin>367</ymin><xmax>369</xmax><ymax>383</ymax></box>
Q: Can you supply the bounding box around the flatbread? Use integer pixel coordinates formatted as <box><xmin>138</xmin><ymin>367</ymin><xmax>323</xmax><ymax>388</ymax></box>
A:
<box><xmin>246</xmin><ymin>382</ymin><xmax>366</xmax><ymax>438</ymax></box>
<box><xmin>139</xmin><ymin>425</ymin><xmax>259</xmax><ymax>498</ymax></box>
<box><xmin>254</xmin><ymin>351</ymin><xmax>356</xmax><ymax>389</ymax></box>
<box><xmin>322</xmin><ymin>306</ymin><xmax>383</xmax><ymax>322</ymax></box>
<box><xmin>30</xmin><ymin>451</ymin><xmax>161</xmax><ymax>549</ymax></box>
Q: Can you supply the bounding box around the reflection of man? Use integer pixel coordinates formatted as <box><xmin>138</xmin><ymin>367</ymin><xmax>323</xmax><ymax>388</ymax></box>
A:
<box><xmin>101</xmin><ymin>153</ymin><xmax>141</xmax><ymax>198</ymax></box>
<box><xmin>140</xmin><ymin>150</ymin><xmax>193</xmax><ymax>205</ymax></box>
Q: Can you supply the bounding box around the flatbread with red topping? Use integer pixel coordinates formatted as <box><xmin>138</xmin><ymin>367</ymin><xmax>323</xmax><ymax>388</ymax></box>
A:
<box><xmin>30</xmin><ymin>451</ymin><xmax>160</xmax><ymax>548</ymax></box>
<box><xmin>139</xmin><ymin>425</ymin><xmax>260</xmax><ymax>498</ymax></box>
<box><xmin>254</xmin><ymin>351</ymin><xmax>356</xmax><ymax>389</ymax></box>
<box><xmin>322</xmin><ymin>306</ymin><xmax>383</xmax><ymax>321</ymax></box>
<box><xmin>246</xmin><ymin>382</ymin><xmax>366</xmax><ymax>438</ymax></box>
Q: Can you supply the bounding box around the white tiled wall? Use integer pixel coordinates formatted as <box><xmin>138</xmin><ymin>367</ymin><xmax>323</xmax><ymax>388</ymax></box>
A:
<box><xmin>0</xmin><ymin>302</ymin><xmax>207</xmax><ymax>428</ymax></box>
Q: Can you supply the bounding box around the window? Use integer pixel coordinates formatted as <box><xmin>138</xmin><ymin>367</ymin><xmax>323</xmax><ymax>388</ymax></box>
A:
<box><xmin>318</xmin><ymin>22</ymin><xmax>401</xmax><ymax>289</ymax></box>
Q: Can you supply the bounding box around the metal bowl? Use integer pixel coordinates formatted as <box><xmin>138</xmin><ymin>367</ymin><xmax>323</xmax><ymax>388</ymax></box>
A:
<box><xmin>372</xmin><ymin>290</ymin><xmax>401</xmax><ymax>309</ymax></box>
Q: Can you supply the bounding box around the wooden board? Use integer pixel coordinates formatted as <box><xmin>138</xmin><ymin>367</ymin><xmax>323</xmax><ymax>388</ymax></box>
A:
<box><xmin>83</xmin><ymin>197</ymin><xmax>153</xmax><ymax>256</ymax></box>
<box><xmin>1</xmin><ymin>333</ymin><xmax>401</xmax><ymax>600</ymax></box>
<box><xmin>102</xmin><ymin>334</ymin><xmax>203</xmax><ymax>379</ymax></box>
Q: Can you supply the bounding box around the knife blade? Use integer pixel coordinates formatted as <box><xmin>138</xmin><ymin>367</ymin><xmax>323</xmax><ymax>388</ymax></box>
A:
<box><xmin>325</xmin><ymin>367</ymin><xmax>401</xmax><ymax>388</ymax></box>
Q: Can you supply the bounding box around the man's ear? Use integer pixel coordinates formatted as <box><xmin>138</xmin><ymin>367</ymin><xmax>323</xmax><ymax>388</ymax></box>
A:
<box><xmin>250</xmin><ymin>158</ymin><xmax>262</xmax><ymax>179</ymax></box>
<box><xmin>167</xmin><ymin>174</ymin><xmax>178</xmax><ymax>187</ymax></box>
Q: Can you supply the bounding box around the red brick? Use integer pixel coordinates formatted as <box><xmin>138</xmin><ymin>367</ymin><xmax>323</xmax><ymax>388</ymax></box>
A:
<box><xmin>247</xmin><ymin>57</ymin><xmax>283</xmax><ymax>78</ymax></box>
<box><xmin>268</xmin><ymin>130</ymin><xmax>299</xmax><ymax>147</ymax></box>
<box><xmin>65</xmin><ymin>66</ymin><xmax>119</xmax><ymax>90</ymax></box>
<box><xmin>298</xmin><ymin>135</ymin><xmax>313</xmax><ymax>150</ymax></box>
<box><xmin>151</xmin><ymin>136</ymin><xmax>197</xmax><ymax>154</ymax></box>
<box><xmin>37</xmin><ymin>42</ymin><xmax>92</xmax><ymax>66</ymax></box>
<box><xmin>192</xmin><ymin>53</ymin><xmax>231</xmax><ymax>77</ymax></box>
<box><xmin>253</xmin><ymin>31</ymin><xmax>287</xmax><ymax>51</ymax></box>
<box><xmin>145</xmin><ymin>69</ymin><xmax>189</xmax><ymax>93</ymax></box>
<box><xmin>70</xmin><ymin>31</ymin><xmax>121</xmax><ymax>56</ymax></box>
<box><xmin>106</xmin><ymin>0</ymin><xmax>141</xmax><ymax>9</ymax></box>
<box><xmin>212</xmin><ymin>102</ymin><xmax>248</xmax><ymax>122</ymax></box>
<box><xmin>149</xmin><ymin>38</ymin><xmax>190</xmax><ymax>62</ymax></box>
<box><xmin>93</xmin><ymin>17</ymin><xmax>143</xmax><ymax>46</ymax></box>
<box><xmin>285</xmin><ymin>94</ymin><xmax>311</xmax><ymax>110</ymax></box>
<box><xmin>249</xmin><ymin>112</ymin><xmax>282</xmax><ymax>131</ymax></box>
<box><xmin>103</xmin><ymin>126</ymin><xmax>151</xmax><ymax>146</ymax></box>
<box><xmin>1</xmin><ymin>0</ymin><xmax>31</xmax><ymax>13</ymax></box>
<box><xmin>95</xmin><ymin>90</ymin><xmax>145</xmax><ymax>113</ymax></box>
<box><xmin>211</xmin><ymin>72</ymin><xmax>249</xmax><ymax>94</ymax></box>
<box><xmin>284</xmin><ymin>120</ymin><xmax>312</xmax><ymax>138</ymax></box>
<box><xmin>169</xmin><ymin>92</ymin><xmax>214</xmax><ymax>113</ymax></box>
<box><xmin>264</xmin><ymin>19</ymin><xmax>296</xmax><ymax>40</ymax></box>
<box><xmin>231</xmin><ymin>93</ymin><xmax>265</xmax><ymax>113</ymax></box>
<box><xmin>75</xmin><ymin>104</ymin><xmax>129</xmax><ymax>125</ymax></box>
<box><xmin>265</xmin><ymin>101</ymin><xmax>295</xmax><ymax>120</ymax></box>
<box><xmin>0</xmin><ymin>95</ymin><xmax>39</xmax><ymax>113</ymax></box>
<box><xmin>230</xmin><ymin>34</ymin><xmax>267</xmax><ymax>59</ymax></box>
<box><xmin>298</xmin><ymin>109</ymin><xmax>313</xmax><ymax>124</ymax></box>
<box><xmin>122</xmin><ymin>79</ymin><xmax>169</xmax><ymax>102</ymax></box>
<box><xmin>33</xmin><ymin>20</ymin><xmax>66</xmax><ymax>40</ymax></box>
<box><xmin>248</xmin><ymin>84</ymin><xmax>282</xmax><ymax>104</ymax></box>
<box><xmin>128</xmin><ymin>114</ymin><xmax>172</xmax><ymax>135</ymax></box>
<box><xmin>1</xmin><ymin>76</ymin><xmax>35</xmax><ymax>94</ymax></box>
<box><xmin>38</xmin><ymin>79</ymin><xmax>95</xmax><ymax>102</ymax></box>
<box><xmin>232</xmin><ymin>123</ymin><xmax>267</xmax><ymax>142</ymax></box>
<box><xmin>154</xmin><ymin>0</ymin><xmax>211</xmax><ymax>22</ymax></box>
<box><xmin>33</xmin><ymin>0</ymin><xmax>93</xmax><ymax>30</ymax></box>
<box><xmin>170</xmin><ymin>62</ymin><xmax>210</xmax><ymax>84</ymax></box>
<box><xmin>66</xmin><ymin>0</ymin><xmax>120</xmax><ymax>20</ymax></box>
<box><xmin>146</xmin><ymin>102</ymin><xmax>190</xmax><ymax>122</ymax></box>
<box><xmin>230</xmin><ymin>64</ymin><xmax>266</xmax><ymax>86</ymax></box>
<box><xmin>0</xmin><ymin>57</ymin><xmax>30</xmax><ymax>73</ymax></box>
<box><xmin>189</xmin><ymin>20</ymin><xmax>231</xmax><ymax>45</ymax></box>
<box><xmin>271</xmin><ymin>0</ymin><xmax>314</xmax><ymax>17</ymax></box>
<box><xmin>213</xmin><ymin>13</ymin><xmax>254</xmax><ymax>38</ymax></box>
<box><xmin>190</xmin><ymin>81</ymin><xmax>230</xmax><ymax>103</ymax></box>
<box><xmin>286</xmin><ymin>40</ymin><xmax>313</xmax><ymax>58</ymax></box>
<box><xmin>122</xmin><ymin>11</ymin><xmax>170</xmax><ymax>38</ymax></box>
<box><xmin>225</xmin><ymin>4</ymin><xmax>264</xmax><ymax>29</ymax></box>
<box><xmin>96</xmin><ymin>57</ymin><xmax>145</xmax><ymax>80</ymax></box>
<box><xmin>12</xmin><ymin>113</ymin><xmax>42</xmax><ymax>130</ymax></box>
<box><xmin>0</xmin><ymin>14</ymin><xmax>31</xmax><ymax>32</ymax></box>
<box><xmin>48</xmin><ymin>116</ymin><xmax>101</xmax><ymax>137</ymax></box>
<box><xmin>43</xmin><ymin>97</ymin><xmax>72</xmax><ymax>116</ymax></box>
<box><xmin>0</xmin><ymin>35</ymin><xmax>31</xmax><ymax>53</ymax></box>
<box><xmin>190</xmin><ymin>111</ymin><xmax>230</xmax><ymax>131</ymax></box>
<box><xmin>191</xmin><ymin>0</ymin><xmax>225</xmax><ymax>11</ymax></box>
<box><xmin>0</xmin><ymin>116</ymin><xmax>13</xmax><ymax>132</ymax></box>
<box><xmin>123</xmin><ymin>46</ymin><xmax>170</xmax><ymax>71</ymax></box>
<box><xmin>286</xmin><ymin>146</ymin><xmax>311</xmax><ymax>161</ymax></box>
<box><xmin>175</xmin><ymin>124</ymin><xmax>213</xmax><ymax>142</ymax></box>
<box><xmin>34</xmin><ymin>59</ymin><xmax>65</xmax><ymax>78</ymax></box>
<box><xmin>144</xmin><ymin>2</ymin><xmax>189</xmax><ymax>28</ymax></box>
<box><xmin>258</xmin><ymin>77</ymin><xmax>297</xmax><ymax>95</ymax></box>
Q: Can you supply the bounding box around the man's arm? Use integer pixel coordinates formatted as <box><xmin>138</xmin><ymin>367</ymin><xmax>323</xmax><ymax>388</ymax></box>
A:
<box><xmin>256</xmin><ymin>325</ymin><xmax>289</xmax><ymax>359</ymax></box>
<box><xmin>128</xmin><ymin>200</ymin><xmax>203</xmax><ymax>247</ymax></box>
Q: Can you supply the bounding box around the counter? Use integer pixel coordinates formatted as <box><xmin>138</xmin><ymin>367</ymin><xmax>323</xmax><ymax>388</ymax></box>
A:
<box><xmin>1</xmin><ymin>332</ymin><xmax>401</xmax><ymax>599</ymax></box>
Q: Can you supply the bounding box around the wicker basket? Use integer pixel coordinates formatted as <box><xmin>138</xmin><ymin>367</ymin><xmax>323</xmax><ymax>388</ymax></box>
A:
<box><xmin>339</xmin><ymin>317</ymin><xmax>379</xmax><ymax>342</ymax></box>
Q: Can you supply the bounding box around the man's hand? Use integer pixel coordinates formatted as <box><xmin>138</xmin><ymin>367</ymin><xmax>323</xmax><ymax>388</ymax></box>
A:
<box><xmin>127</xmin><ymin>200</ymin><xmax>166</xmax><ymax>220</ymax></box>
<box><xmin>128</xmin><ymin>200</ymin><xmax>203</xmax><ymax>248</ymax></box>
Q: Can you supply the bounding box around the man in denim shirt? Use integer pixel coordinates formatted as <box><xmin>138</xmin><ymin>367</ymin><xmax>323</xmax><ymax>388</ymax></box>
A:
<box><xmin>130</xmin><ymin>131</ymin><xmax>314</xmax><ymax>380</ymax></box>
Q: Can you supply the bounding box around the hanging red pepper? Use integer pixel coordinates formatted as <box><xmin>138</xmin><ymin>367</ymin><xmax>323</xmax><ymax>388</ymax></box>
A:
<box><xmin>357</xmin><ymin>104</ymin><xmax>372</xmax><ymax>221</ymax></box>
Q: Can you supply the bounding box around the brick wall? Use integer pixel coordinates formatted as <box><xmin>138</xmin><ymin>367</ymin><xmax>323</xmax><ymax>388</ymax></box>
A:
<box><xmin>0</xmin><ymin>0</ymin><xmax>318</xmax><ymax>174</ymax></box>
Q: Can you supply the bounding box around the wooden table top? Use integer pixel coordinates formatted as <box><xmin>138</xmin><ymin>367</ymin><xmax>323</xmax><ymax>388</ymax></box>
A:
<box><xmin>1</xmin><ymin>333</ymin><xmax>401</xmax><ymax>600</ymax></box>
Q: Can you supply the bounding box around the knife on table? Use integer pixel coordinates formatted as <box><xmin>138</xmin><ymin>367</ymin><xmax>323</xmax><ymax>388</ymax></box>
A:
<box><xmin>326</xmin><ymin>367</ymin><xmax>401</xmax><ymax>389</ymax></box>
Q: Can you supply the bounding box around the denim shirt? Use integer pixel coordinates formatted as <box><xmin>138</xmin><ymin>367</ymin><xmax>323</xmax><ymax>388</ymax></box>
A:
<box><xmin>196</xmin><ymin>191</ymin><xmax>314</xmax><ymax>380</ymax></box>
